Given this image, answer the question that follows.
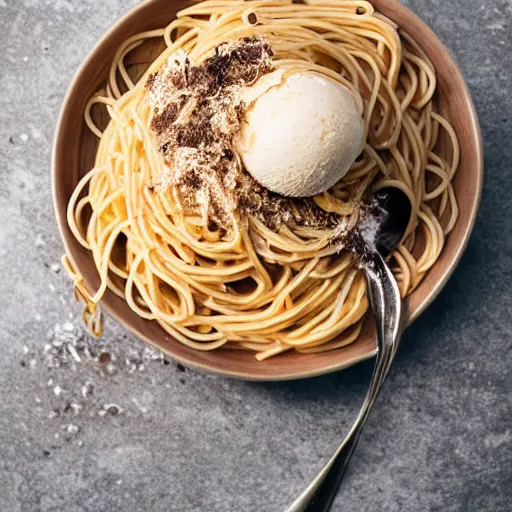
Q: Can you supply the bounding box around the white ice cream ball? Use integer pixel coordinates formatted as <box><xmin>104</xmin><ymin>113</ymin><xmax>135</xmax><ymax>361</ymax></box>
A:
<box><xmin>237</xmin><ymin>70</ymin><xmax>365</xmax><ymax>197</ymax></box>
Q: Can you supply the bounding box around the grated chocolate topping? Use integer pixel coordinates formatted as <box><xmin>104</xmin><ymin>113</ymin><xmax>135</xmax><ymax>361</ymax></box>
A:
<box><xmin>146</xmin><ymin>38</ymin><xmax>342</xmax><ymax>232</ymax></box>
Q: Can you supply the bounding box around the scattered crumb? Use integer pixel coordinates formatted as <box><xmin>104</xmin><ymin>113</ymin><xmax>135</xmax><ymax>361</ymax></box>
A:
<box><xmin>104</xmin><ymin>362</ymin><xmax>117</xmax><ymax>375</ymax></box>
<box><xmin>50</xmin><ymin>263</ymin><xmax>61</xmax><ymax>273</ymax></box>
<box><xmin>81</xmin><ymin>381</ymin><xmax>94</xmax><ymax>398</ymax></box>
<box><xmin>96</xmin><ymin>404</ymin><xmax>124</xmax><ymax>418</ymax></box>
<box><xmin>23</xmin><ymin>323</ymin><xmax>173</xmax><ymax>450</ymax></box>
<box><xmin>63</xmin><ymin>423</ymin><xmax>79</xmax><ymax>438</ymax></box>
<box><xmin>20</xmin><ymin>133</ymin><xmax>29</xmax><ymax>142</ymax></box>
<box><xmin>102</xmin><ymin>404</ymin><xmax>123</xmax><ymax>417</ymax></box>
<box><xmin>48</xmin><ymin>409</ymin><xmax>60</xmax><ymax>420</ymax></box>
<box><xmin>35</xmin><ymin>234</ymin><xmax>45</xmax><ymax>248</ymax></box>
<box><xmin>131</xmin><ymin>397</ymin><xmax>148</xmax><ymax>414</ymax></box>
<box><xmin>67</xmin><ymin>344</ymin><xmax>81</xmax><ymax>362</ymax></box>
<box><xmin>66</xmin><ymin>403</ymin><xmax>81</xmax><ymax>415</ymax></box>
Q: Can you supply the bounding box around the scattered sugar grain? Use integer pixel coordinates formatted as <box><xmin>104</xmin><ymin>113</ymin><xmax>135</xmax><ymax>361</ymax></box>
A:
<box><xmin>30</xmin><ymin>322</ymin><xmax>173</xmax><ymax>449</ymax></box>
<box><xmin>63</xmin><ymin>424</ymin><xmax>79</xmax><ymax>438</ymax></box>
<box><xmin>35</xmin><ymin>234</ymin><xmax>45</xmax><ymax>248</ymax></box>
<box><xmin>81</xmin><ymin>382</ymin><xmax>93</xmax><ymax>398</ymax></box>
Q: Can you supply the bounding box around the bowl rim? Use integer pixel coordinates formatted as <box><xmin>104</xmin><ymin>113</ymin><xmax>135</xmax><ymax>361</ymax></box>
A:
<box><xmin>52</xmin><ymin>0</ymin><xmax>484</xmax><ymax>381</ymax></box>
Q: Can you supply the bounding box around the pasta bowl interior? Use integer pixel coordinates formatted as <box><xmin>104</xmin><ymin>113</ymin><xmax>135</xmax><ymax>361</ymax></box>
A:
<box><xmin>52</xmin><ymin>0</ymin><xmax>482</xmax><ymax>380</ymax></box>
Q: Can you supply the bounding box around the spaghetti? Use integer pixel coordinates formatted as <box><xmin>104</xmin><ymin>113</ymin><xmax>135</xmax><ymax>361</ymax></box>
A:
<box><xmin>64</xmin><ymin>0</ymin><xmax>459</xmax><ymax>360</ymax></box>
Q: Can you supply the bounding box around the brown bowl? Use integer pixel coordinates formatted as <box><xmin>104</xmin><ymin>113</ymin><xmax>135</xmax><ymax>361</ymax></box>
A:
<box><xmin>52</xmin><ymin>0</ymin><xmax>483</xmax><ymax>381</ymax></box>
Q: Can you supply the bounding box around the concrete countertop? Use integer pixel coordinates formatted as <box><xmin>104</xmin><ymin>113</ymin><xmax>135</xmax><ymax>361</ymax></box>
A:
<box><xmin>0</xmin><ymin>1</ymin><xmax>510</xmax><ymax>510</ymax></box>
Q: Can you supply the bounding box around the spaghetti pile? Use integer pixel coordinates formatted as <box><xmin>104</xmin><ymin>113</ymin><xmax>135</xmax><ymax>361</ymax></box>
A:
<box><xmin>65</xmin><ymin>0</ymin><xmax>459</xmax><ymax>360</ymax></box>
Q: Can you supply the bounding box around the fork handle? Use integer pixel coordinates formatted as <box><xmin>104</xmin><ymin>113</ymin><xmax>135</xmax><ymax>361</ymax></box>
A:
<box><xmin>287</xmin><ymin>342</ymin><xmax>390</xmax><ymax>512</ymax></box>
<box><xmin>286</xmin><ymin>254</ymin><xmax>402</xmax><ymax>512</ymax></box>
<box><xmin>303</xmin><ymin>426</ymin><xmax>363</xmax><ymax>511</ymax></box>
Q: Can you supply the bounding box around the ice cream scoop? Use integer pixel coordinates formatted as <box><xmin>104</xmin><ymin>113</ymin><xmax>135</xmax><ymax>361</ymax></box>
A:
<box><xmin>237</xmin><ymin>70</ymin><xmax>365</xmax><ymax>197</ymax></box>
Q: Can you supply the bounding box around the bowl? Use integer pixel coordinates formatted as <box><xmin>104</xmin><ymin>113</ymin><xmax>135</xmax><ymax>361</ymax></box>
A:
<box><xmin>52</xmin><ymin>0</ymin><xmax>483</xmax><ymax>381</ymax></box>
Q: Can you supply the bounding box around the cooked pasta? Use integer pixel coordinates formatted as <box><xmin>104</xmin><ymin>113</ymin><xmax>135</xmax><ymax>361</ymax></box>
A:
<box><xmin>64</xmin><ymin>0</ymin><xmax>459</xmax><ymax>360</ymax></box>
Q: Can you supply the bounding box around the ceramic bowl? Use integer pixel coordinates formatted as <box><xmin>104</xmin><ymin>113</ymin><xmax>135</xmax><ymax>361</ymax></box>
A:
<box><xmin>52</xmin><ymin>0</ymin><xmax>483</xmax><ymax>380</ymax></box>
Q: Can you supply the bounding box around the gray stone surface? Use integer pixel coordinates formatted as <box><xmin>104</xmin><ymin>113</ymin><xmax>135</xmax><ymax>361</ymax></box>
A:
<box><xmin>0</xmin><ymin>0</ymin><xmax>511</xmax><ymax>510</ymax></box>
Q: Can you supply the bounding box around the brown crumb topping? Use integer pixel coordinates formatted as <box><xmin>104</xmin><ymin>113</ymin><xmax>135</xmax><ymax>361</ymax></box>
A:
<box><xmin>146</xmin><ymin>38</ymin><xmax>342</xmax><ymax>232</ymax></box>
